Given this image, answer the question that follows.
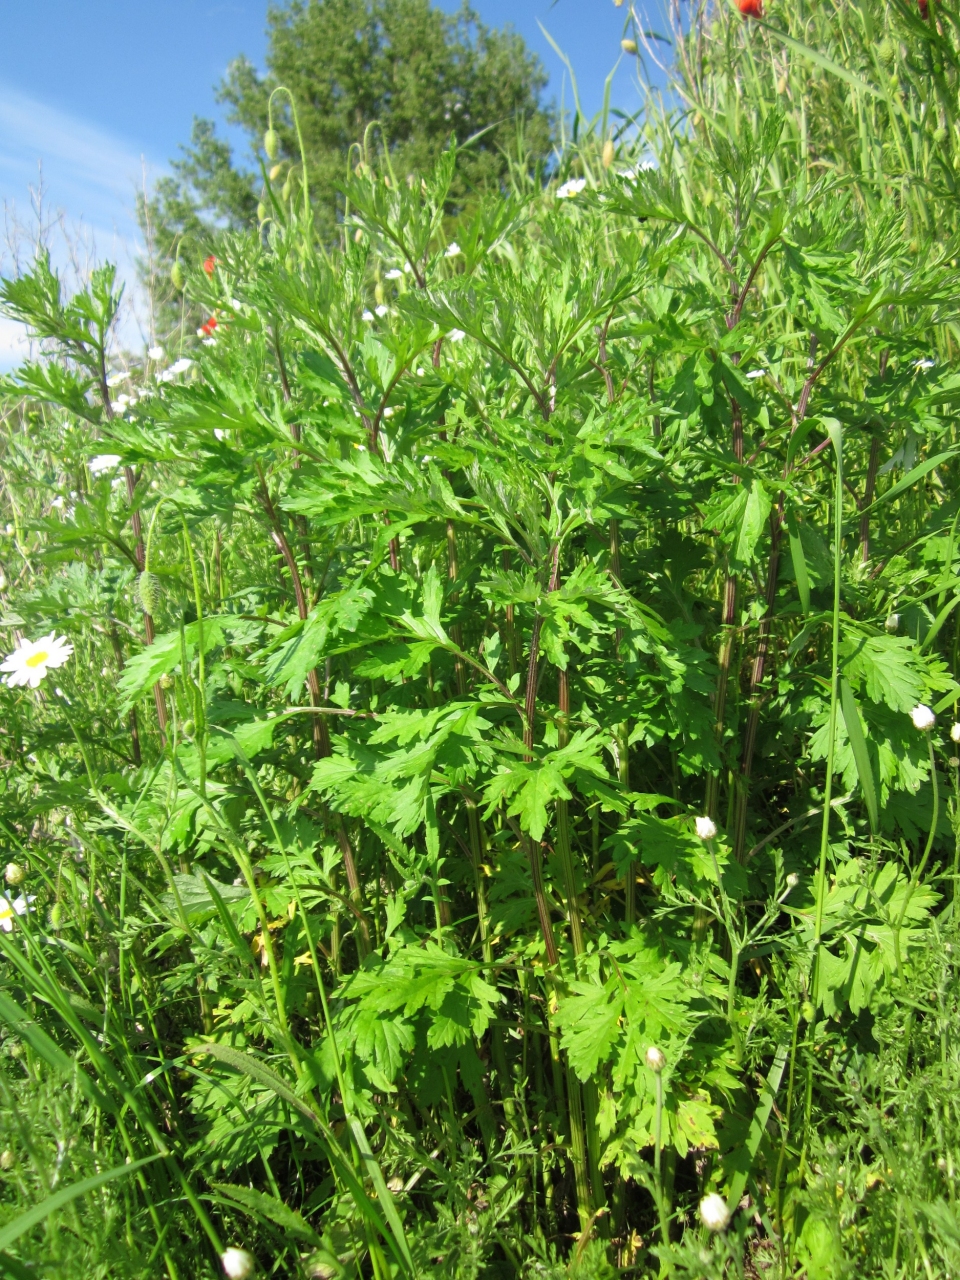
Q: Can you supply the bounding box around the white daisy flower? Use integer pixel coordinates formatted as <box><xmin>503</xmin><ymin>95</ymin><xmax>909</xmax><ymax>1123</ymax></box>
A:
<box><xmin>202</xmin><ymin>337</ymin><xmax>218</xmax><ymax>347</ymax></box>
<box><xmin>113</xmin><ymin>394</ymin><xmax>131</xmax><ymax>411</ymax></box>
<box><xmin>147</xmin><ymin>345</ymin><xmax>164</xmax><ymax>360</ymax></box>
<box><xmin>361</xmin><ymin>309</ymin><xmax>374</xmax><ymax>322</ymax></box>
<box><xmin>168</xmin><ymin>358</ymin><xmax>193</xmax><ymax>376</ymax></box>
<box><xmin>51</xmin><ymin>496</ymin><xmax>65</xmax><ymax>510</ymax></box>
<box><xmin>556</xmin><ymin>178</ymin><xmax>587</xmax><ymax>198</ymax></box>
<box><xmin>106</xmin><ymin>371</ymin><xmax>129</xmax><ymax>388</ymax></box>
<box><xmin>448</xmin><ymin>328</ymin><xmax>466</xmax><ymax>342</ymax></box>
<box><xmin>0</xmin><ymin>892</ymin><xmax>35</xmax><ymax>933</ymax></box>
<box><xmin>695</xmin><ymin>815</ymin><xmax>718</xmax><ymax>840</ymax></box>
<box><xmin>911</xmin><ymin>704</ymin><xmax>936</xmax><ymax>731</ymax></box>
<box><xmin>915</xmin><ymin>358</ymin><xmax>935</xmax><ymax>371</ymax></box>
<box><xmin>699</xmin><ymin>1192</ymin><xmax>731</xmax><ymax>1232</ymax></box>
<box><xmin>445</xmin><ymin>241</ymin><xmax>462</xmax><ymax>257</ymax></box>
<box><xmin>384</xmin><ymin>268</ymin><xmax>403</xmax><ymax>280</ymax></box>
<box><xmin>1</xmin><ymin>634</ymin><xmax>74</xmax><ymax>689</ymax></box>
<box><xmin>375</xmin><ymin>304</ymin><xmax>389</xmax><ymax>317</ymax></box>
<box><xmin>88</xmin><ymin>454</ymin><xmax>121</xmax><ymax>477</ymax></box>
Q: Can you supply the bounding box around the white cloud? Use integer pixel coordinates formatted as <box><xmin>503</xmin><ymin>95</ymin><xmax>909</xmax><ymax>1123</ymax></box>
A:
<box><xmin>0</xmin><ymin>83</ymin><xmax>163</xmax><ymax>367</ymax></box>
<box><xmin>0</xmin><ymin>316</ymin><xmax>30</xmax><ymax>370</ymax></box>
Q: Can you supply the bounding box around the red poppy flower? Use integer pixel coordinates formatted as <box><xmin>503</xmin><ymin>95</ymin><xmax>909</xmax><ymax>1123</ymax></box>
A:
<box><xmin>918</xmin><ymin>0</ymin><xmax>929</xmax><ymax>17</ymax></box>
<box><xmin>202</xmin><ymin>255</ymin><xmax>217</xmax><ymax>276</ymax></box>
<box><xmin>201</xmin><ymin>316</ymin><xmax>218</xmax><ymax>336</ymax></box>
<box><xmin>738</xmin><ymin>0</ymin><xmax>763</xmax><ymax>16</ymax></box>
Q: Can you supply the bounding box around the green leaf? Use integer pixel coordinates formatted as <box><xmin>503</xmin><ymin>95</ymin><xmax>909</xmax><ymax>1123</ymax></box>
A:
<box><xmin>211</xmin><ymin>1183</ymin><xmax>322</xmax><ymax>1245</ymax></box>
<box><xmin>159</xmin><ymin>872</ymin><xmax>248</xmax><ymax>922</ymax></box>
<box><xmin>862</xmin><ymin>449</ymin><xmax>958</xmax><ymax>516</ymax></box>
<box><xmin>840</xmin><ymin>678</ymin><xmax>879</xmax><ymax>835</ymax></box>
<box><xmin>786</xmin><ymin>508</ymin><xmax>811</xmax><ymax>613</ymax></box>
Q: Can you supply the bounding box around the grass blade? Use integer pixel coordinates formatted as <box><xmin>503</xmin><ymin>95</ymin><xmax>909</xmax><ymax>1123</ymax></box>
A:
<box><xmin>840</xmin><ymin>678</ymin><xmax>880</xmax><ymax>835</ymax></box>
<box><xmin>0</xmin><ymin>1156</ymin><xmax>159</xmax><ymax>1253</ymax></box>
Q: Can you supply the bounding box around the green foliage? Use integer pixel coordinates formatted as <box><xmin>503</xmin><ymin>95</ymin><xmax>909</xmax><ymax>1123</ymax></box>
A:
<box><xmin>4</xmin><ymin>0</ymin><xmax>960</xmax><ymax>1274</ymax></box>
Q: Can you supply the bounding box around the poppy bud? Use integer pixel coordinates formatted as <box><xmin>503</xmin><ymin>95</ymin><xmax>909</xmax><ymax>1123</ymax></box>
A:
<box><xmin>878</xmin><ymin>38</ymin><xmax>895</xmax><ymax>63</ymax></box>
<box><xmin>269</xmin><ymin>164</ymin><xmax>283</xmax><ymax>182</ymax></box>
<box><xmin>621</xmin><ymin>37</ymin><xmax>638</xmax><ymax>53</ymax></box>
<box><xmin>602</xmin><ymin>138</ymin><xmax>615</xmax><ymax>168</ymax></box>
<box><xmin>282</xmin><ymin>178</ymin><xmax>292</xmax><ymax>201</ymax></box>
<box><xmin>182</xmin><ymin>719</ymin><xmax>195</xmax><ymax>738</ymax></box>
<box><xmin>257</xmin><ymin>201</ymin><xmax>267</xmax><ymax>222</ymax></box>
<box><xmin>171</xmin><ymin>261</ymin><xmax>185</xmax><ymax>291</ymax></box>
<box><xmin>801</xmin><ymin>999</ymin><xmax>815</xmax><ymax>1022</ymax></box>
<box><xmin>264</xmin><ymin>128</ymin><xmax>279</xmax><ymax>160</ymax></box>
<box><xmin>0</xmin><ymin>1151</ymin><xmax>13</xmax><ymax>1171</ymax></box>
<box><xmin>202</xmin><ymin>255</ymin><xmax>216</xmax><ymax>276</ymax></box>
<box><xmin>919</xmin><ymin>0</ymin><xmax>929</xmax><ymax>17</ymax></box>
<box><xmin>285</xmin><ymin>253</ymin><xmax>296</xmax><ymax>272</ymax></box>
<box><xmin>137</xmin><ymin>572</ymin><xmax>160</xmax><ymax>616</ymax></box>
<box><xmin>737</xmin><ymin>0</ymin><xmax>763</xmax><ymax>16</ymax></box>
<box><xmin>4</xmin><ymin>864</ymin><xmax>24</xmax><ymax>886</ymax></box>
<box><xmin>776</xmin><ymin>74</ymin><xmax>788</xmax><ymax>93</ymax></box>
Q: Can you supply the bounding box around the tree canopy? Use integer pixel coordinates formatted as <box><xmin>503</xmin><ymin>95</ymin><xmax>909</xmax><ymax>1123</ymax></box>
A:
<box><xmin>146</xmin><ymin>0</ymin><xmax>553</xmax><ymax>255</ymax></box>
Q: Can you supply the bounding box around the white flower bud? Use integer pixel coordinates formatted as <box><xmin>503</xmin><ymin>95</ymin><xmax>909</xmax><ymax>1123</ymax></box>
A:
<box><xmin>786</xmin><ymin>872</ymin><xmax>799</xmax><ymax>889</ymax></box>
<box><xmin>695</xmin><ymin>815</ymin><xmax>718</xmax><ymax>841</ymax></box>
<box><xmin>911</xmin><ymin>704</ymin><xmax>936</xmax><ymax>732</ymax></box>
<box><xmin>699</xmin><ymin>1192</ymin><xmax>731</xmax><ymax>1232</ymax></box>
<box><xmin>221</xmin><ymin>1248</ymin><xmax>256</xmax><ymax>1280</ymax></box>
<box><xmin>951</xmin><ymin>723</ymin><xmax>960</xmax><ymax>743</ymax></box>
<box><xmin>645</xmin><ymin>1045</ymin><xmax>666</xmax><ymax>1073</ymax></box>
<box><xmin>4</xmin><ymin>864</ymin><xmax>24</xmax><ymax>886</ymax></box>
<box><xmin>885</xmin><ymin>613</ymin><xmax>900</xmax><ymax>633</ymax></box>
<box><xmin>0</xmin><ymin>1150</ymin><xmax>13</xmax><ymax>1170</ymax></box>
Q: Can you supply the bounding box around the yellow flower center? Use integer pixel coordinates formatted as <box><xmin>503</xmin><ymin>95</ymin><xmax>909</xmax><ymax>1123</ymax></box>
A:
<box><xmin>25</xmin><ymin>650</ymin><xmax>49</xmax><ymax>668</ymax></box>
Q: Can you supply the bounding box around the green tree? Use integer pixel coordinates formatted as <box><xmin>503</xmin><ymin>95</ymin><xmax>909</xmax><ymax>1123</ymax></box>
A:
<box><xmin>146</xmin><ymin>0</ymin><xmax>552</xmax><ymax>255</ymax></box>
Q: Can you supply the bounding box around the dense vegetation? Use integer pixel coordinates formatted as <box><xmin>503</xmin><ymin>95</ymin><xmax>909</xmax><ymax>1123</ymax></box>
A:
<box><xmin>3</xmin><ymin>0</ymin><xmax>960</xmax><ymax>1276</ymax></box>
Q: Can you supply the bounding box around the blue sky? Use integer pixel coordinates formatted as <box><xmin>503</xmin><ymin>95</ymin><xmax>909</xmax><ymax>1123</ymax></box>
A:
<box><xmin>0</xmin><ymin>1</ymin><xmax>661</xmax><ymax>360</ymax></box>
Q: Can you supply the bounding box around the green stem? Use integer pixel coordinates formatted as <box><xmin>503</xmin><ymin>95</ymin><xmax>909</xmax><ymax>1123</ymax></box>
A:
<box><xmin>812</xmin><ymin>426</ymin><xmax>844</xmax><ymax>1009</ymax></box>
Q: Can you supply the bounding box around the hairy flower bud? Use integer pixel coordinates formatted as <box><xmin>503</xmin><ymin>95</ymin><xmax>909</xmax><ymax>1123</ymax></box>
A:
<box><xmin>885</xmin><ymin>613</ymin><xmax>900</xmax><ymax>632</ymax></box>
<box><xmin>269</xmin><ymin>163</ymin><xmax>283</xmax><ymax>182</ymax></box>
<box><xmin>221</xmin><ymin>1248</ymin><xmax>256</xmax><ymax>1280</ymax></box>
<box><xmin>786</xmin><ymin>872</ymin><xmax>799</xmax><ymax>889</ymax></box>
<box><xmin>264</xmin><ymin>128</ymin><xmax>279</xmax><ymax>160</ymax></box>
<box><xmin>699</xmin><ymin>1192</ymin><xmax>731</xmax><ymax>1232</ymax></box>
<box><xmin>0</xmin><ymin>1151</ymin><xmax>13</xmax><ymax>1171</ymax></box>
<box><xmin>4</xmin><ymin>864</ymin><xmax>24</xmax><ymax>886</ymax></box>
<box><xmin>257</xmin><ymin>202</ymin><xmax>268</xmax><ymax>223</ymax></box>
<box><xmin>645</xmin><ymin>1045</ymin><xmax>666</xmax><ymax>1073</ymax></box>
<box><xmin>911</xmin><ymin>704</ymin><xmax>936</xmax><ymax>732</ymax></box>
<box><xmin>137</xmin><ymin>572</ymin><xmax>160</xmax><ymax>617</ymax></box>
<box><xmin>602</xmin><ymin>139</ymin><xmax>615</xmax><ymax>169</ymax></box>
<box><xmin>695</xmin><ymin>815</ymin><xmax>717</xmax><ymax>841</ymax></box>
<box><xmin>621</xmin><ymin>37</ymin><xmax>638</xmax><ymax>53</ymax></box>
<box><xmin>171</xmin><ymin>261</ymin><xmax>185</xmax><ymax>291</ymax></box>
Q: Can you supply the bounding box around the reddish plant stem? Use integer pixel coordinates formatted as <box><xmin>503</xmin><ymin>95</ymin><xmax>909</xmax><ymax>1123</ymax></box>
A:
<box><xmin>521</xmin><ymin>545</ymin><xmax>561</xmax><ymax>969</ymax></box>
<box><xmin>705</xmin><ymin>400</ymin><xmax>744</xmax><ymax>819</ymax></box>
<box><xmin>257</xmin><ymin>471</ymin><xmax>369</xmax><ymax>952</ymax></box>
